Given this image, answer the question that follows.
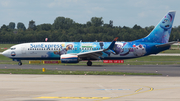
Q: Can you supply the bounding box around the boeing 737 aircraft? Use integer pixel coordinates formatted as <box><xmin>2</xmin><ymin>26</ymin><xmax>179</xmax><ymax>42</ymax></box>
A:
<box><xmin>2</xmin><ymin>11</ymin><xmax>176</xmax><ymax>66</ymax></box>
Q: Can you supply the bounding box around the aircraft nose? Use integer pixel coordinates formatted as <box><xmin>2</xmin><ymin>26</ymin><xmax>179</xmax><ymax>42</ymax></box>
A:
<box><xmin>2</xmin><ymin>50</ymin><xmax>9</xmax><ymax>57</ymax></box>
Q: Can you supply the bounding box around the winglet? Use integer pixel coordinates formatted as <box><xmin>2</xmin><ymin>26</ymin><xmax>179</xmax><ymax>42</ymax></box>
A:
<box><xmin>114</xmin><ymin>37</ymin><xmax>118</xmax><ymax>41</ymax></box>
<box><xmin>106</xmin><ymin>37</ymin><xmax>118</xmax><ymax>50</ymax></box>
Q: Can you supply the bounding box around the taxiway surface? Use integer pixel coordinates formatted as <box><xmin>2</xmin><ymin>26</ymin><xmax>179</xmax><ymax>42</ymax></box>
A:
<box><xmin>0</xmin><ymin>74</ymin><xmax>180</xmax><ymax>101</ymax></box>
<box><xmin>0</xmin><ymin>64</ymin><xmax>180</xmax><ymax>101</ymax></box>
<box><xmin>0</xmin><ymin>64</ymin><xmax>180</xmax><ymax>76</ymax></box>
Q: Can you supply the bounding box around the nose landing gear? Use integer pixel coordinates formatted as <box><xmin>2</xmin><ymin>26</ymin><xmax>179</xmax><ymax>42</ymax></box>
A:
<box><xmin>18</xmin><ymin>61</ymin><xmax>22</xmax><ymax>66</ymax></box>
<box><xmin>12</xmin><ymin>59</ymin><xmax>22</xmax><ymax>66</ymax></box>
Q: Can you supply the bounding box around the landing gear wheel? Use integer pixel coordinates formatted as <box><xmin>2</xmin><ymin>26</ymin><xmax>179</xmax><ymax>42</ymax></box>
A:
<box><xmin>18</xmin><ymin>62</ymin><xmax>22</xmax><ymax>66</ymax></box>
<box><xmin>87</xmin><ymin>61</ymin><xmax>92</xmax><ymax>66</ymax></box>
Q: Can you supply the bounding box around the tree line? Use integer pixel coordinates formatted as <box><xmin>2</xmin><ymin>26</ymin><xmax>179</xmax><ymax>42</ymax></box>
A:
<box><xmin>0</xmin><ymin>17</ymin><xmax>180</xmax><ymax>43</ymax></box>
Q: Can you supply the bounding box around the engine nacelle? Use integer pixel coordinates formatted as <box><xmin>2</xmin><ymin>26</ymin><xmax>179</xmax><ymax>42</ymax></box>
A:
<box><xmin>60</xmin><ymin>54</ymin><xmax>79</xmax><ymax>63</ymax></box>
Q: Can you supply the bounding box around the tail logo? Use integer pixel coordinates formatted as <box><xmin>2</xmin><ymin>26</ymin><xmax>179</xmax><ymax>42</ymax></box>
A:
<box><xmin>160</xmin><ymin>13</ymin><xmax>174</xmax><ymax>43</ymax></box>
<box><xmin>160</xmin><ymin>14</ymin><xmax>173</xmax><ymax>30</ymax></box>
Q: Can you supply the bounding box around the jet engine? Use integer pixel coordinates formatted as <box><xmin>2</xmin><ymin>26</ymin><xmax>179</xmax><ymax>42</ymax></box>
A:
<box><xmin>60</xmin><ymin>54</ymin><xmax>79</xmax><ymax>63</ymax></box>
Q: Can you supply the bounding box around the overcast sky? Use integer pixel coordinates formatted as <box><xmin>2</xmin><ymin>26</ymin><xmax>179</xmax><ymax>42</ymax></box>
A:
<box><xmin>0</xmin><ymin>0</ymin><xmax>179</xmax><ymax>28</ymax></box>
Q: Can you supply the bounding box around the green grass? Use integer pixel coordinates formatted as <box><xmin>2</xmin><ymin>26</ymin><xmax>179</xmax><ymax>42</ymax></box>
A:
<box><xmin>0</xmin><ymin>44</ymin><xmax>16</xmax><ymax>52</ymax></box>
<box><xmin>169</xmin><ymin>44</ymin><xmax>180</xmax><ymax>48</ymax></box>
<box><xmin>0</xmin><ymin>69</ymin><xmax>161</xmax><ymax>75</ymax></box>
<box><xmin>0</xmin><ymin>44</ymin><xmax>15</xmax><ymax>48</ymax></box>
<box><xmin>161</xmin><ymin>45</ymin><xmax>180</xmax><ymax>53</ymax></box>
<box><xmin>0</xmin><ymin>54</ymin><xmax>12</xmax><ymax>60</ymax></box>
<box><xmin>161</xmin><ymin>49</ymin><xmax>180</xmax><ymax>53</ymax></box>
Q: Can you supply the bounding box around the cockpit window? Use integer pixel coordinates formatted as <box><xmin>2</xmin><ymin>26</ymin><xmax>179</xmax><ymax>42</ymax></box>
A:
<box><xmin>10</xmin><ymin>48</ymin><xmax>16</xmax><ymax>50</ymax></box>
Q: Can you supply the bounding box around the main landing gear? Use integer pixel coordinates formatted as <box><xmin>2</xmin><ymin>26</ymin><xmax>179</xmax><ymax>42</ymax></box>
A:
<box><xmin>18</xmin><ymin>61</ymin><xmax>22</xmax><ymax>66</ymax></box>
<box><xmin>87</xmin><ymin>60</ymin><xmax>92</xmax><ymax>66</ymax></box>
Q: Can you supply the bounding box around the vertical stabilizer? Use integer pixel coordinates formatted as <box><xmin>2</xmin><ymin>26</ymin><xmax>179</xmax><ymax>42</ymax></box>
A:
<box><xmin>134</xmin><ymin>11</ymin><xmax>176</xmax><ymax>43</ymax></box>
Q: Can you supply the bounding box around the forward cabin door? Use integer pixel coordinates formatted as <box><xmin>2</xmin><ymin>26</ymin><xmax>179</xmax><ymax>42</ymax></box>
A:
<box><xmin>21</xmin><ymin>45</ymin><xmax>26</xmax><ymax>55</ymax></box>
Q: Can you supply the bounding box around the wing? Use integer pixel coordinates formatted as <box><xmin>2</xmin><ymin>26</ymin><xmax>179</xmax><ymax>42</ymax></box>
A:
<box><xmin>77</xmin><ymin>49</ymin><xmax>104</xmax><ymax>60</ymax></box>
<box><xmin>77</xmin><ymin>37</ymin><xmax>118</xmax><ymax>60</ymax></box>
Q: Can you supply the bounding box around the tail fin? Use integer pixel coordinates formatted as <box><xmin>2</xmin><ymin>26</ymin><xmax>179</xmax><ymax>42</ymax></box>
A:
<box><xmin>134</xmin><ymin>11</ymin><xmax>176</xmax><ymax>43</ymax></box>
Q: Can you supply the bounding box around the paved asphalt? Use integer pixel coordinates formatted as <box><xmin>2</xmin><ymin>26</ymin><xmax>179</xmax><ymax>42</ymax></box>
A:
<box><xmin>1</xmin><ymin>64</ymin><xmax>180</xmax><ymax>76</ymax></box>
<box><xmin>1</xmin><ymin>75</ymin><xmax>180</xmax><ymax>101</ymax></box>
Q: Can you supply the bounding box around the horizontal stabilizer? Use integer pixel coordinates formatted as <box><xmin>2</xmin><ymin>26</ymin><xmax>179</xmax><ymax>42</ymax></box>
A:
<box><xmin>156</xmin><ymin>41</ymin><xmax>178</xmax><ymax>47</ymax></box>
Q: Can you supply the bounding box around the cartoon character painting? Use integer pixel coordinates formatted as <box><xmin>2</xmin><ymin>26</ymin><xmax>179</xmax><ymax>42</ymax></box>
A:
<box><xmin>59</xmin><ymin>44</ymin><xmax>73</xmax><ymax>55</ymax></box>
<box><xmin>41</xmin><ymin>44</ymin><xmax>74</xmax><ymax>58</ymax></box>
<box><xmin>102</xmin><ymin>42</ymin><xmax>146</xmax><ymax>57</ymax></box>
<box><xmin>99</xmin><ymin>42</ymin><xmax>104</xmax><ymax>49</ymax></box>
<box><xmin>133</xmin><ymin>12</ymin><xmax>175</xmax><ymax>44</ymax></box>
<box><xmin>133</xmin><ymin>44</ymin><xmax>146</xmax><ymax>56</ymax></box>
<box><xmin>99</xmin><ymin>42</ymin><xmax>111</xmax><ymax>56</ymax></box>
<box><xmin>44</xmin><ymin>42</ymin><xmax>147</xmax><ymax>58</ymax></box>
<box><xmin>54</xmin><ymin>44</ymin><xmax>73</xmax><ymax>55</ymax></box>
<box><xmin>160</xmin><ymin>14</ymin><xmax>173</xmax><ymax>43</ymax></box>
<box><xmin>114</xmin><ymin>44</ymin><xmax>123</xmax><ymax>55</ymax></box>
<box><xmin>111</xmin><ymin>43</ymin><xmax>130</xmax><ymax>56</ymax></box>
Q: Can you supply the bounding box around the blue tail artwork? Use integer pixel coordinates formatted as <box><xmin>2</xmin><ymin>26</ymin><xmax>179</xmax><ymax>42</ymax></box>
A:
<box><xmin>134</xmin><ymin>11</ymin><xmax>176</xmax><ymax>43</ymax></box>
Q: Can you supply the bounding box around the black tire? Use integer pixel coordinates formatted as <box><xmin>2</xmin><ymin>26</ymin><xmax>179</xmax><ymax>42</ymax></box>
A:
<box><xmin>18</xmin><ymin>62</ymin><xmax>22</xmax><ymax>66</ymax></box>
<box><xmin>87</xmin><ymin>61</ymin><xmax>92</xmax><ymax>66</ymax></box>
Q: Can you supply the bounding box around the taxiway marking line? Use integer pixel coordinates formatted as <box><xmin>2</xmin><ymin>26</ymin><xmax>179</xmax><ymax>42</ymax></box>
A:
<box><xmin>95</xmin><ymin>86</ymin><xmax>154</xmax><ymax>101</ymax></box>
<box><xmin>135</xmin><ymin>88</ymin><xmax>143</xmax><ymax>92</ymax></box>
<box><xmin>36</xmin><ymin>97</ymin><xmax>112</xmax><ymax>99</ymax></box>
<box><xmin>36</xmin><ymin>86</ymin><xmax>154</xmax><ymax>101</ymax></box>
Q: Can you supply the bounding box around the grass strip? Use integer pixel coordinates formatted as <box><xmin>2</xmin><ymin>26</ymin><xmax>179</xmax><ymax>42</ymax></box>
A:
<box><xmin>1</xmin><ymin>54</ymin><xmax>180</xmax><ymax>65</ymax></box>
<box><xmin>0</xmin><ymin>69</ymin><xmax>162</xmax><ymax>75</ymax></box>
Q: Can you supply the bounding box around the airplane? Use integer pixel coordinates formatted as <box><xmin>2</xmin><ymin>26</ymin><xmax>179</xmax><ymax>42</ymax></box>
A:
<box><xmin>2</xmin><ymin>11</ymin><xmax>177</xmax><ymax>66</ymax></box>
